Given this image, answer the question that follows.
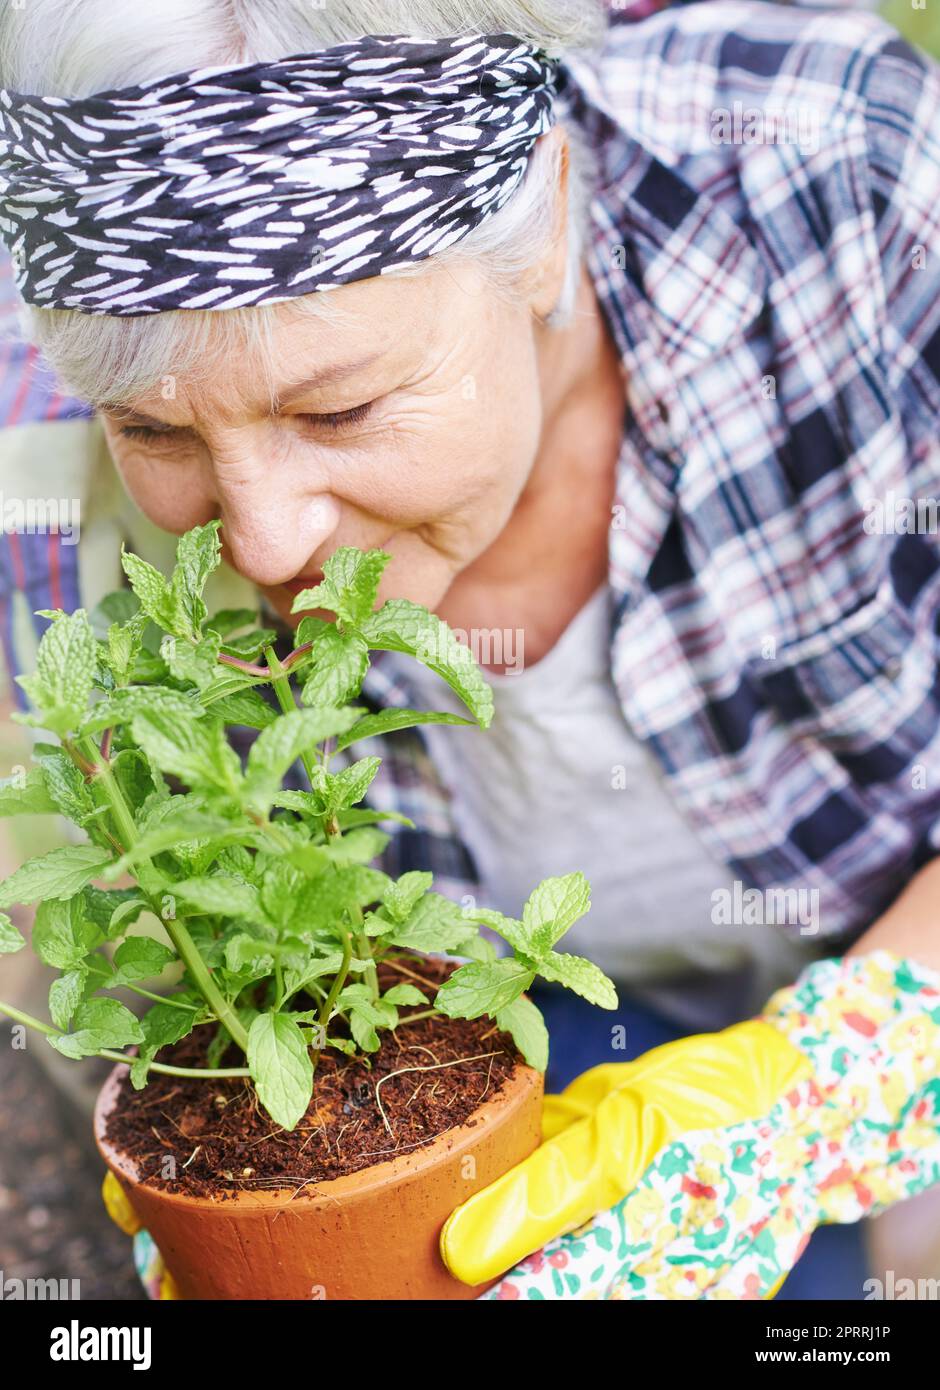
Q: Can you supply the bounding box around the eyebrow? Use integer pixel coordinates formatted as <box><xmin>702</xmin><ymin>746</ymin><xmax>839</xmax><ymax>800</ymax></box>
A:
<box><xmin>100</xmin><ymin>350</ymin><xmax>387</xmax><ymax>424</ymax></box>
<box><xmin>275</xmin><ymin>351</ymin><xmax>385</xmax><ymax>408</ymax></box>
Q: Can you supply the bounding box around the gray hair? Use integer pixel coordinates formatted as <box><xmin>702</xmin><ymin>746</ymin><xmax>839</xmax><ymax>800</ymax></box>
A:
<box><xmin>0</xmin><ymin>1</ymin><xmax>605</xmax><ymax>406</ymax></box>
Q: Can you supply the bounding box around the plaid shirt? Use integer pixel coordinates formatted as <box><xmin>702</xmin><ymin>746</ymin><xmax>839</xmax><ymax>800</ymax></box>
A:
<box><xmin>2</xmin><ymin>2</ymin><xmax>940</xmax><ymax>950</ymax></box>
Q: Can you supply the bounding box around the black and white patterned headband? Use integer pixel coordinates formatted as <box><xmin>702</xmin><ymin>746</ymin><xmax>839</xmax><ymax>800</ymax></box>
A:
<box><xmin>0</xmin><ymin>33</ymin><xmax>559</xmax><ymax>316</ymax></box>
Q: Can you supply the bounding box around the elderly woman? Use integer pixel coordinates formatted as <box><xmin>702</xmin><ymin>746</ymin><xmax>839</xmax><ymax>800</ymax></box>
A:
<box><xmin>2</xmin><ymin>0</ymin><xmax>940</xmax><ymax>1301</ymax></box>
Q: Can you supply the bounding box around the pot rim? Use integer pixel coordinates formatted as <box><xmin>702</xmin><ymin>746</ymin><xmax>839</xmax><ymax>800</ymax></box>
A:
<box><xmin>95</xmin><ymin>1057</ymin><xmax>542</xmax><ymax>1212</ymax></box>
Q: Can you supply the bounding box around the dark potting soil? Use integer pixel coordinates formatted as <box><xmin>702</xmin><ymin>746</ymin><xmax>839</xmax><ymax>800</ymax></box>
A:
<box><xmin>103</xmin><ymin>959</ymin><xmax>520</xmax><ymax>1198</ymax></box>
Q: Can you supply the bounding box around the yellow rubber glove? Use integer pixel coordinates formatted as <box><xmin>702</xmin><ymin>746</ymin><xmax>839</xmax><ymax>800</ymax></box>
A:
<box><xmin>440</xmin><ymin>1018</ymin><xmax>812</xmax><ymax>1287</ymax></box>
<box><xmin>102</xmin><ymin>1174</ymin><xmax>180</xmax><ymax>1300</ymax></box>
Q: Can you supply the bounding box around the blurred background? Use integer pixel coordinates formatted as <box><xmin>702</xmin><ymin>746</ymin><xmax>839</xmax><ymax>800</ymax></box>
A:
<box><xmin>0</xmin><ymin>0</ymin><xmax>938</xmax><ymax>1303</ymax></box>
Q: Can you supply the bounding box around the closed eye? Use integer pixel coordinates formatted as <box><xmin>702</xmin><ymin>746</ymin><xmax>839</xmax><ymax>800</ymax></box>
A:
<box><xmin>115</xmin><ymin>400</ymin><xmax>377</xmax><ymax>443</ymax></box>
<box><xmin>298</xmin><ymin>401</ymin><xmax>375</xmax><ymax>430</ymax></box>
<box><xmin>118</xmin><ymin>422</ymin><xmax>181</xmax><ymax>442</ymax></box>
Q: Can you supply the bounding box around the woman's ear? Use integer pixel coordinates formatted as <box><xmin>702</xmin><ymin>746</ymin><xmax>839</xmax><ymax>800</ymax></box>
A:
<box><xmin>528</xmin><ymin>126</ymin><xmax>571</xmax><ymax>322</ymax></box>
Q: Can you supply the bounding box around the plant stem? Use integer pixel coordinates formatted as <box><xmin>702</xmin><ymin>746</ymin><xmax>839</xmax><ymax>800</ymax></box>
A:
<box><xmin>72</xmin><ymin>736</ymin><xmax>250</xmax><ymax>1055</ymax></box>
<box><xmin>122</xmin><ymin>983</ymin><xmax>199</xmax><ymax>1011</ymax></box>
<box><xmin>105</xmin><ymin>1056</ymin><xmax>251</xmax><ymax>1079</ymax></box>
<box><xmin>0</xmin><ymin>1000</ymin><xmax>59</xmax><ymax>1038</ymax></box>
<box><xmin>0</xmin><ymin>1000</ymin><xmax>249</xmax><ymax>1078</ymax></box>
<box><xmin>217</xmin><ymin>653</ymin><xmax>271</xmax><ymax>678</ymax></box>
<box><xmin>313</xmin><ymin>922</ymin><xmax>354</xmax><ymax>1077</ymax></box>
<box><xmin>217</xmin><ymin>642</ymin><xmax>311</xmax><ymax>680</ymax></box>
<box><xmin>349</xmin><ymin>900</ymin><xmax>379</xmax><ymax>999</ymax></box>
<box><xmin>263</xmin><ymin>644</ymin><xmax>380</xmax><ymax>999</ymax></box>
<box><xmin>263</xmin><ymin>645</ymin><xmax>319</xmax><ymax>789</ymax></box>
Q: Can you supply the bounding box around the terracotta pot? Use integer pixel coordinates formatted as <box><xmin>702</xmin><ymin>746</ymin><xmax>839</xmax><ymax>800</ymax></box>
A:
<box><xmin>95</xmin><ymin>1060</ymin><xmax>543</xmax><ymax>1301</ymax></box>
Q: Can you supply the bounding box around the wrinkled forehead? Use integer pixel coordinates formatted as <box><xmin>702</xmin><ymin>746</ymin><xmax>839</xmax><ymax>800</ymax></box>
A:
<box><xmin>98</xmin><ymin>261</ymin><xmax>466</xmax><ymax>420</ymax></box>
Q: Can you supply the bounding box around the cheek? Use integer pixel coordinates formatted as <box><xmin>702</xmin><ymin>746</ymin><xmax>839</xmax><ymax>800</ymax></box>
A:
<box><xmin>108</xmin><ymin>444</ymin><xmax>214</xmax><ymax>533</ymax></box>
<box><xmin>356</xmin><ymin>359</ymin><xmax>541</xmax><ymax>523</ymax></box>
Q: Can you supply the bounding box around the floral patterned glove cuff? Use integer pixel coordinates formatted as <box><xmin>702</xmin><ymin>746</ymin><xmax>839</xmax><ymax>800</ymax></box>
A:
<box><xmin>757</xmin><ymin>949</ymin><xmax>940</xmax><ymax>1224</ymax></box>
<box><xmin>483</xmin><ymin>950</ymin><xmax>940</xmax><ymax>1300</ymax></box>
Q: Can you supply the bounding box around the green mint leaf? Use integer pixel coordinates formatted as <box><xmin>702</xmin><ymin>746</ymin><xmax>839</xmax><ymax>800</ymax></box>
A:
<box><xmin>170</xmin><ymin>520</ymin><xmax>222</xmax><ymax>639</ymax></box>
<box><xmin>299</xmin><ymin>625</ymin><xmax>370</xmax><ymax>707</ymax></box>
<box><xmin>112</xmin><ymin>937</ymin><xmax>176</xmax><ymax>984</ymax></box>
<box><xmin>293</xmin><ymin>866</ymin><xmax>390</xmax><ymax>938</ymax></box>
<box><xmin>50</xmin><ymin>997</ymin><xmax>145</xmax><ymax>1059</ymax></box>
<box><xmin>32</xmin><ymin>897</ymin><xmax>101</xmax><ymax>969</ymax></box>
<box><xmin>338</xmin><ymin>988</ymin><xmax>398</xmax><ymax>1036</ymax></box>
<box><xmin>522</xmin><ymin>873</ymin><xmax>592</xmax><ymax>956</ymax></box>
<box><xmin>291</xmin><ymin>548</ymin><xmax>390</xmax><ymax>627</ymax></box>
<box><xmin>271</xmin><ymin>790</ymin><xmax>324</xmax><ymax>819</ymax></box>
<box><xmin>463</xmin><ymin>907</ymin><xmax>532</xmax><ymax>957</ymax></box>
<box><xmin>382</xmin><ymin>983</ymin><xmax>428</xmax><ymax>1007</ymax></box>
<box><xmin>198</xmin><ymin>667</ymin><xmax>268</xmax><ymax>706</ymax></box>
<box><xmin>382</xmin><ymin>871</ymin><xmax>433</xmax><ymax>924</ymax></box>
<box><xmin>0</xmin><ymin>911</ymin><xmax>25</xmax><ymax>954</ymax></box>
<box><xmin>0</xmin><ymin>768</ymin><xmax>58</xmax><ymax>818</ymax></box>
<box><xmin>103</xmin><ymin>812</ymin><xmax>240</xmax><ymax>879</ymax></box>
<box><xmin>0</xmin><ymin>845</ymin><xmax>113</xmax><ymax>910</ymax></box>
<box><xmin>536</xmin><ymin>952</ymin><xmax>618</xmax><ymax>1010</ymax></box>
<box><xmin>348</xmin><ymin>1006</ymin><xmax>380</xmax><ymax>1053</ymax></box>
<box><xmin>295</xmin><ymin>615</ymin><xmax>329</xmax><ymax>647</ymax></box>
<box><xmin>260</xmin><ymin>861</ymin><xmax>306</xmax><ymax>930</ymax></box>
<box><xmin>381</xmin><ymin>891</ymin><xmax>478</xmax><ymax>952</ymax></box>
<box><xmin>37</xmin><ymin>749</ymin><xmax>97</xmax><ymax>826</ymax></box>
<box><xmin>121</xmin><ymin>547</ymin><xmax>179</xmax><ymax>634</ymax></box>
<box><xmin>207</xmin><ymin>608</ymin><xmax>262</xmax><ymax>639</ymax></box>
<box><xmin>173</xmin><ymin>876</ymin><xmax>262</xmax><ymax>920</ymax></box>
<box><xmin>455</xmin><ymin>933</ymin><xmax>498</xmax><ymax>963</ymax></box>
<box><xmin>325</xmin><ymin>826</ymin><xmax>389</xmax><ymax>866</ymax></box>
<box><xmin>243</xmin><ymin>707</ymin><xmax>360</xmax><ymax>813</ymax></box>
<box><xmin>49</xmin><ymin>967</ymin><xmax>88</xmax><ymax>1031</ymax></box>
<box><xmin>131</xmin><ymin>706</ymin><xmax>242</xmax><ymax>797</ymax></box>
<box><xmin>161</xmin><ymin>631</ymin><xmax>222</xmax><ymax>689</ymax></box>
<box><xmin>107</xmin><ymin>896</ymin><xmax>150</xmax><ymax>937</ymax></box>
<box><xmin>109</xmin><ymin>748</ymin><xmax>156</xmax><ymax>815</ymax></box>
<box><xmin>495</xmin><ymin>995</ymin><xmax>549</xmax><ymax>1072</ymax></box>
<box><xmin>16</xmin><ymin>609</ymin><xmax>96</xmax><ymax>736</ymax></box>
<box><xmin>82</xmin><ymin>886</ymin><xmax>144</xmax><ymax>935</ymax></box>
<box><xmin>204</xmin><ymin>687</ymin><xmax>277</xmax><ymax>731</ymax></box>
<box><xmin>247</xmin><ymin>1012</ymin><xmax>313</xmax><ymax>1131</ymax></box>
<box><xmin>219</xmin><ymin>627</ymin><xmax>277</xmax><ymax>661</ymax></box>
<box><xmin>130</xmin><ymin>1001</ymin><xmax>198</xmax><ymax>1089</ymax></box>
<box><xmin>336</xmin><ymin>806</ymin><xmax>415</xmax><ymax>831</ymax></box>
<box><xmin>224</xmin><ymin>934</ymin><xmax>275</xmax><ymax>974</ymax></box>
<box><xmin>358</xmin><ymin>599</ymin><xmax>493</xmax><ymax>728</ymax></box>
<box><xmin>282</xmin><ymin>950</ymin><xmax>344</xmax><ymax>1001</ymax></box>
<box><xmin>434</xmin><ymin>959</ymin><xmax>534</xmax><ymax>1020</ymax></box>
<box><xmin>334</xmin><ymin>708</ymin><xmax>474</xmax><ymax>753</ymax></box>
<box><xmin>78</xmin><ymin>685</ymin><xmax>202</xmax><ymax>738</ymax></box>
<box><xmin>106</xmin><ymin>607</ymin><xmax>148</xmax><ymax>685</ymax></box>
<box><xmin>310</xmin><ymin>757</ymin><xmax>381</xmax><ymax>817</ymax></box>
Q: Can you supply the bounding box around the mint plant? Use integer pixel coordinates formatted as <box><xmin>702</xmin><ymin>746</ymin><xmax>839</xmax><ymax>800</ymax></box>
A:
<box><xmin>0</xmin><ymin>524</ymin><xmax>616</xmax><ymax>1130</ymax></box>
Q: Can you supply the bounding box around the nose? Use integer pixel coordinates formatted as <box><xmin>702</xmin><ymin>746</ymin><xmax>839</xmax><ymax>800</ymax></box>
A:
<box><xmin>212</xmin><ymin>458</ymin><xmax>342</xmax><ymax>589</ymax></box>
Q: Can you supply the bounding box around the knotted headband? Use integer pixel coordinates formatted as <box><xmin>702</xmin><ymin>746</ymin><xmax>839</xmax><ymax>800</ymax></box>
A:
<box><xmin>0</xmin><ymin>33</ymin><xmax>559</xmax><ymax>316</ymax></box>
